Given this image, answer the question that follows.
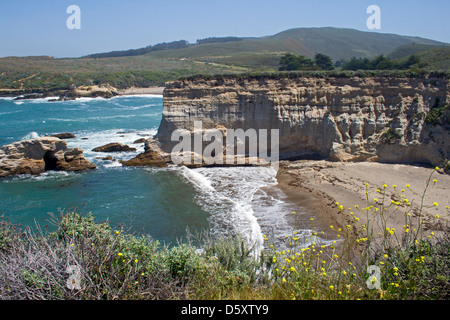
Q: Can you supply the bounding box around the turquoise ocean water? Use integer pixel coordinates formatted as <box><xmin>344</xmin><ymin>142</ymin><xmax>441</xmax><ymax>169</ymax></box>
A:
<box><xmin>0</xmin><ymin>95</ymin><xmax>314</xmax><ymax>250</ymax></box>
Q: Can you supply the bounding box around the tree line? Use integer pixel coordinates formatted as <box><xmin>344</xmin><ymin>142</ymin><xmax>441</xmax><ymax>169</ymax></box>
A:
<box><xmin>278</xmin><ymin>53</ymin><xmax>334</xmax><ymax>71</ymax></box>
<box><xmin>83</xmin><ymin>40</ymin><xmax>189</xmax><ymax>59</ymax></box>
<box><xmin>279</xmin><ymin>53</ymin><xmax>420</xmax><ymax>71</ymax></box>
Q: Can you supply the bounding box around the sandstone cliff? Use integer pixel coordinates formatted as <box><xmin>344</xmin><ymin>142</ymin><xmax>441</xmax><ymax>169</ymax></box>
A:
<box><xmin>0</xmin><ymin>137</ymin><xmax>96</xmax><ymax>177</ymax></box>
<box><xmin>154</xmin><ymin>74</ymin><xmax>449</xmax><ymax>169</ymax></box>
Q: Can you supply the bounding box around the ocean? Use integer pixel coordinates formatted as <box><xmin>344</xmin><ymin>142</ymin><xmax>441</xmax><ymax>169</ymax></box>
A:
<box><xmin>0</xmin><ymin>95</ymin><xmax>313</xmax><ymax>251</ymax></box>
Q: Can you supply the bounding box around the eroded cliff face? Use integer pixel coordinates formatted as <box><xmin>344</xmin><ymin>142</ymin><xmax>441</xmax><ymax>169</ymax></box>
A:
<box><xmin>155</xmin><ymin>75</ymin><xmax>449</xmax><ymax>167</ymax></box>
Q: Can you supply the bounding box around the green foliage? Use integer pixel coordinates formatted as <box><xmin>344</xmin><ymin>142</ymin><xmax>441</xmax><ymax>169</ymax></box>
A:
<box><xmin>314</xmin><ymin>53</ymin><xmax>335</xmax><ymax>70</ymax></box>
<box><xmin>1</xmin><ymin>180</ymin><xmax>448</xmax><ymax>301</ymax></box>
<box><xmin>380</xmin><ymin>128</ymin><xmax>403</xmax><ymax>144</ymax></box>
<box><xmin>342</xmin><ymin>54</ymin><xmax>421</xmax><ymax>71</ymax></box>
<box><xmin>196</xmin><ymin>37</ymin><xmax>243</xmax><ymax>45</ymax></box>
<box><xmin>278</xmin><ymin>53</ymin><xmax>315</xmax><ymax>71</ymax></box>
<box><xmin>0</xmin><ymin>215</ymin><xmax>20</xmax><ymax>252</ymax></box>
<box><xmin>207</xmin><ymin>235</ymin><xmax>259</xmax><ymax>283</ymax></box>
<box><xmin>278</xmin><ymin>53</ymin><xmax>335</xmax><ymax>71</ymax></box>
<box><xmin>180</xmin><ymin>70</ymin><xmax>450</xmax><ymax>84</ymax></box>
<box><xmin>425</xmin><ymin>104</ymin><xmax>450</xmax><ymax>125</ymax></box>
<box><xmin>83</xmin><ymin>40</ymin><xmax>190</xmax><ymax>59</ymax></box>
<box><xmin>165</xmin><ymin>244</ymin><xmax>200</xmax><ymax>278</ymax></box>
<box><xmin>0</xmin><ymin>27</ymin><xmax>447</xmax><ymax>91</ymax></box>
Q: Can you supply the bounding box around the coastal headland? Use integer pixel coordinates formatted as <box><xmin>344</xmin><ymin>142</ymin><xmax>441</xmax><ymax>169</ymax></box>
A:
<box><xmin>1</xmin><ymin>73</ymin><xmax>449</xmax><ymax>238</ymax></box>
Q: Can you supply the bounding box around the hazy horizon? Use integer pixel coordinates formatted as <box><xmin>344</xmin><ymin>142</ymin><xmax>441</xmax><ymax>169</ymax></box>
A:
<box><xmin>0</xmin><ymin>0</ymin><xmax>449</xmax><ymax>58</ymax></box>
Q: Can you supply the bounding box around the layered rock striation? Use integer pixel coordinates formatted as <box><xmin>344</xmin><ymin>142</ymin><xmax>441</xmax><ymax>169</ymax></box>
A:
<box><xmin>0</xmin><ymin>137</ymin><xmax>96</xmax><ymax>177</ymax></box>
<box><xmin>154</xmin><ymin>74</ymin><xmax>449</xmax><ymax>168</ymax></box>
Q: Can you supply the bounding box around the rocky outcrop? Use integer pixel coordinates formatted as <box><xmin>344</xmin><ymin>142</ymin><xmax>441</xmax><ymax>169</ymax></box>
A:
<box><xmin>92</xmin><ymin>143</ymin><xmax>137</xmax><ymax>153</ymax></box>
<box><xmin>154</xmin><ymin>74</ymin><xmax>449</xmax><ymax>169</ymax></box>
<box><xmin>120</xmin><ymin>139</ymin><xmax>169</xmax><ymax>167</ymax></box>
<box><xmin>0</xmin><ymin>137</ymin><xmax>96</xmax><ymax>177</ymax></box>
<box><xmin>50</xmin><ymin>133</ymin><xmax>76</xmax><ymax>139</ymax></box>
<box><xmin>11</xmin><ymin>85</ymin><xmax>119</xmax><ymax>101</ymax></box>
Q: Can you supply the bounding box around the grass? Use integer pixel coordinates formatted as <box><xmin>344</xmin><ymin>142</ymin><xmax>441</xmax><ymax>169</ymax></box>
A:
<box><xmin>176</xmin><ymin>69</ymin><xmax>450</xmax><ymax>83</ymax></box>
<box><xmin>0</xmin><ymin>168</ymin><xmax>448</xmax><ymax>300</ymax></box>
<box><xmin>1</xmin><ymin>27</ymin><xmax>447</xmax><ymax>91</ymax></box>
<box><xmin>0</xmin><ymin>55</ymin><xmax>244</xmax><ymax>91</ymax></box>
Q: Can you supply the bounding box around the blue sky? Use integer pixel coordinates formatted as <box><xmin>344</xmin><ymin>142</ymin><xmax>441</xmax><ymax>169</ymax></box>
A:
<box><xmin>0</xmin><ymin>0</ymin><xmax>448</xmax><ymax>58</ymax></box>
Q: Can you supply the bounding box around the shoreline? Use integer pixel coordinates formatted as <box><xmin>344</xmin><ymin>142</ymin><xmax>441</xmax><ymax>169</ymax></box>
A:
<box><xmin>275</xmin><ymin>160</ymin><xmax>450</xmax><ymax>240</ymax></box>
<box><xmin>0</xmin><ymin>86</ymin><xmax>165</xmax><ymax>99</ymax></box>
<box><xmin>117</xmin><ymin>86</ymin><xmax>165</xmax><ymax>96</ymax></box>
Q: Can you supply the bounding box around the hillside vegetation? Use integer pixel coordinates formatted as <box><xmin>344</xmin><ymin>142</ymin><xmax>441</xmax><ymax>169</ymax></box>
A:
<box><xmin>0</xmin><ymin>27</ymin><xmax>447</xmax><ymax>91</ymax></box>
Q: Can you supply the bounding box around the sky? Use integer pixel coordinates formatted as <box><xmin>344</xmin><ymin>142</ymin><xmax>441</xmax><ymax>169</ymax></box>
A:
<box><xmin>0</xmin><ymin>0</ymin><xmax>448</xmax><ymax>58</ymax></box>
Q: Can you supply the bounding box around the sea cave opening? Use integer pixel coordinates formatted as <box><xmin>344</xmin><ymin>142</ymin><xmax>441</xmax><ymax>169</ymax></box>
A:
<box><xmin>43</xmin><ymin>152</ymin><xmax>58</xmax><ymax>171</ymax></box>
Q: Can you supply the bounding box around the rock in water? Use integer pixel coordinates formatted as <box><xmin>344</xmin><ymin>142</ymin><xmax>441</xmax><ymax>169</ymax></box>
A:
<box><xmin>121</xmin><ymin>139</ymin><xmax>169</xmax><ymax>167</ymax></box>
<box><xmin>0</xmin><ymin>137</ymin><xmax>96</xmax><ymax>177</ymax></box>
<box><xmin>50</xmin><ymin>133</ymin><xmax>76</xmax><ymax>139</ymax></box>
<box><xmin>133</xmin><ymin>138</ymin><xmax>146</xmax><ymax>144</ymax></box>
<box><xmin>92</xmin><ymin>143</ymin><xmax>137</xmax><ymax>152</ymax></box>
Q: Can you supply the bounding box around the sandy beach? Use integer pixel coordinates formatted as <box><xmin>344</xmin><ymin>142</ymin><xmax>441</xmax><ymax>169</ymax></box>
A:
<box><xmin>276</xmin><ymin>160</ymin><xmax>450</xmax><ymax>242</ymax></box>
<box><xmin>117</xmin><ymin>86</ymin><xmax>165</xmax><ymax>96</ymax></box>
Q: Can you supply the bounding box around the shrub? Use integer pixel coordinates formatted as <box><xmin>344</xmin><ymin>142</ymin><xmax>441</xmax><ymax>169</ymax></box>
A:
<box><xmin>425</xmin><ymin>104</ymin><xmax>450</xmax><ymax>125</ymax></box>
<box><xmin>380</xmin><ymin>128</ymin><xmax>403</xmax><ymax>144</ymax></box>
<box><xmin>0</xmin><ymin>168</ymin><xmax>448</xmax><ymax>300</ymax></box>
<box><xmin>264</xmin><ymin>167</ymin><xmax>449</xmax><ymax>300</ymax></box>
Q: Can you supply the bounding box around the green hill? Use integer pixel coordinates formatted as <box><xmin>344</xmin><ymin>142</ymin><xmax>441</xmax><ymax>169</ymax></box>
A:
<box><xmin>0</xmin><ymin>27</ymin><xmax>447</xmax><ymax>91</ymax></box>
<box><xmin>386</xmin><ymin>43</ymin><xmax>443</xmax><ymax>60</ymax></box>
<box><xmin>413</xmin><ymin>46</ymin><xmax>450</xmax><ymax>70</ymax></box>
<box><xmin>126</xmin><ymin>27</ymin><xmax>447</xmax><ymax>72</ymax></box>
<box><xmin>84</xmin><ymin>27</ymin><xmax>444</xmax><ymax>62</ymax></box>
<box><xmin>265</xmin><ymin>27</ymin><xmax>442</xmax><ymax>60</ymax></box>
